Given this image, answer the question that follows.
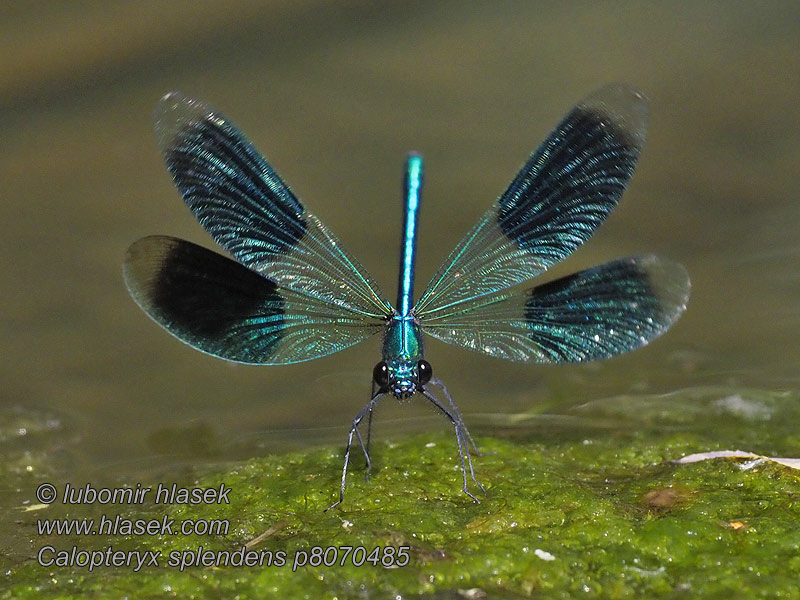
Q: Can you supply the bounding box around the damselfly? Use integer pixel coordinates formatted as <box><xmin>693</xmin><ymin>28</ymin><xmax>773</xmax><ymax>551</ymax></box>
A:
<box><xmin>123</xmin><ymin>84</ymin><xmax>690</xmax><ymax>510</ymax></box>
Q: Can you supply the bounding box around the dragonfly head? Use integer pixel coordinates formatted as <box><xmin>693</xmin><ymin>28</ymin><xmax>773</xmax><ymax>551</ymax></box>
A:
<box><xmin>373</xmin><ymin>359</ymin><xmax>433</xmax><ymax>400</ymax></box>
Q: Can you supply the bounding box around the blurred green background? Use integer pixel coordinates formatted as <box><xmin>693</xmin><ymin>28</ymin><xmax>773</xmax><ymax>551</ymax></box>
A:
<box><xmin>2</xmin><ymin>0</ymin><xmax>799</xmax><ymax>557</ymax></box>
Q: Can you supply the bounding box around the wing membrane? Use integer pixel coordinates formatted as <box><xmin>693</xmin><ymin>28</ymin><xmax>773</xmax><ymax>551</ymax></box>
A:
<box><xmin>123</xmin><ymin>236</ymin><xmax>384</xmax><ymax>364</ymax></box>
<box><xmin>155</xmin><ymin>92</ymin><xmax>391</xmax><ymax>319</ymax></box>
<box><xmin>415</xmin><ymin>84</ymin><xmax>648</xmax><ymax>317</ymax></box>
<box><xmin>419</xmin><ymin>256</ymin><xmax>689</xmax><ymax>363</ymax></box>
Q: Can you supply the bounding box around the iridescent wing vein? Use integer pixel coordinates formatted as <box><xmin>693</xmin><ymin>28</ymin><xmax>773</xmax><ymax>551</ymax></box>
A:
<box><xmin>415</xmin><ymin>84</ymin><xmax>649</xmax><ymax>317</ymax></box>
<box><xmin>124</xmin><ymin>236</ymin><xmax>385</xmax><ymax>364</ymax></box>
<box><xmin>154</xmin><ymin>92</ymin><xmax>391</xmax><ymax>320</ymax></box>
<box><xmin>124</xmin><ymin>93</ymin><xmax>393</xmax><ymax>365</ymax></box>
<box><xmin>419</xmin><ymin>255</ymin><xmax>689</xmax><ymax>363</ymax></box>
<box><xmin>416</xmin><ymin>84</ymin><xmax>689</xmax><ymax>361</ymax></box>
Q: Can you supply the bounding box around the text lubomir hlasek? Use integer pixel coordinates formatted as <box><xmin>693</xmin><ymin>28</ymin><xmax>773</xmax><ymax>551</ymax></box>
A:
<box><xmin>59</xmin><ymin>483</ymin><xmax>230</xmax><ymax>505</ymax></box>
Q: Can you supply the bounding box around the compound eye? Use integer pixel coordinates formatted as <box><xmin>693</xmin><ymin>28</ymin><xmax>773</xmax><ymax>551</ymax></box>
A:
<box><xmin>417</xmin><ymin>360</ymin><xmax>433</xmax><ymax>386</ymax></box>
<box><xmin>372</xmin><ymin>361</ymin><xmax>390</xmax><ymax>389</ymax></box>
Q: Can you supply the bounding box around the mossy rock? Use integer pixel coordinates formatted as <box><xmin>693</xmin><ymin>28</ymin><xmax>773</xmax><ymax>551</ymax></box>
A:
<box><xmin>5</xmin><ymin>387</ymin><xmax>800</xmax><ymax>598</ymax></box>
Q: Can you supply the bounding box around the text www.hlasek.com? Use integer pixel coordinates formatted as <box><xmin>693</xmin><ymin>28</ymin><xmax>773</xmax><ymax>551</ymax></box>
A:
<box><xmin>37</xmin><ymin>514</ymin><xmax>228</xmax><ymax>537</ymax></box>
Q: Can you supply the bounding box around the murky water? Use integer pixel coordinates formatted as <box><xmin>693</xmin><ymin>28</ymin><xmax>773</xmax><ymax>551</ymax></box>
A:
<box><xmin>2</xmin><ymin>1</ymin><xmax>799</xmax><ymax>560</ymax></box>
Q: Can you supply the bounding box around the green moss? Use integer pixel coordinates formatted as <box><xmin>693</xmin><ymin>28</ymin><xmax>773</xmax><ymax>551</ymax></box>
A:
<box><xmin>6</xmin><ymin>388</ymin><xmax>800</xmax><ymax>598</ymax></box>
